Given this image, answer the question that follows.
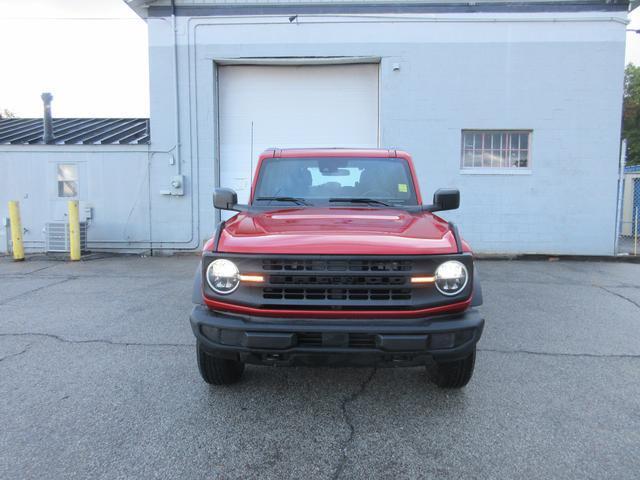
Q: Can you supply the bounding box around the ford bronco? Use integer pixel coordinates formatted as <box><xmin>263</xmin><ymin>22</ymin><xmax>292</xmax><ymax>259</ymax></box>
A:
<box><xmin>190</xmin><ymin>149</ymin><xmax>484</xmax><ymax>388</ymax></box>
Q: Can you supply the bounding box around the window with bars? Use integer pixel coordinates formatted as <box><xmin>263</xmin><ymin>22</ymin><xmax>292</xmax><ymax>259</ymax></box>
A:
<box><xmin>461</xmin><ymin>130</ymin><xmax>531</xmax><ymax>169</ymax></box>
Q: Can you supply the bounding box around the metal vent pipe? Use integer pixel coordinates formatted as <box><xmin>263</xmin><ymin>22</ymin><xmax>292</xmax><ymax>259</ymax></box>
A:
<box><xmin>41</xmin><ymin>92</ymin><xmax>54</xmax><ymax>144</ymax></box>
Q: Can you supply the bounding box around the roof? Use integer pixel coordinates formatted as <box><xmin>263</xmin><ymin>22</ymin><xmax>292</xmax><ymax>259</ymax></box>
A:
<box><xmin>125</xmin><ymin>0</ymin><xmax>630</xmax><ymax>18</ymax></box>
<box><xmin>0</xmin><ymin>118</ymin><xmax>150</xmax><ymax>145</ymax></box>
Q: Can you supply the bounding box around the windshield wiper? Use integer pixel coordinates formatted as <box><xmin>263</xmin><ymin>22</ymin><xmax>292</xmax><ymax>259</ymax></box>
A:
<box><xmin>329</xmin><ymin>198</ymin><xmax>390</xmax><ymax>207</ymax></box>
<box><xmin>255</xmin><ymin>196</ymin><xmax>311</xmax><ymax>206</ymax></box>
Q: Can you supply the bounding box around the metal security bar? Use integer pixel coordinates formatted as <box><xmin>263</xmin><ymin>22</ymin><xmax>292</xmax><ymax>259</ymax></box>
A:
<box><xmin>461</xmin><ymin>130</ymin><xmax>531</xmax><ymax>169</ymax></box>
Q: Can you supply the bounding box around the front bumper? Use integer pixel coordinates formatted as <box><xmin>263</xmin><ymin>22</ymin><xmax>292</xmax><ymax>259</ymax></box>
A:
<box><xmin>190</xmin><ymin>305</ymin><xmax>484</xmax><ymax>367</ymax></box>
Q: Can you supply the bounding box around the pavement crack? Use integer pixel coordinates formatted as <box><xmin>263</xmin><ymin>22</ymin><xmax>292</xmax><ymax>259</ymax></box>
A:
<box><xmin>479</xmin><ymin>347</ymin><xmax>640</xmax><ymax>359</ymax></box>
<box><xmin>598</xmin><ymin>286</ymin><xmax>640</xmax><ymax>310</ymax></box>
<box><xmin>0</xmin><ymin>277</ymin><xmax>77</xmax><ymax>306</ymax></box>
<box><xmin>0</xmin><ymin>332</ymin><xmax>192</xmax><ymax>348</ymax></box>
<box><xmin>331</xmin><ymin>368</ymin><xmax>377</xmax><ymax>480</ymax></box>
<box><xmin>0</xmin><ymin>343</ymin><xmax>32</xmax><ymax>363</ymax></box>
<box><xmin>26</xmin><ymin>264</ymin><xmax>59</xmax><ymax>274</ymax></box>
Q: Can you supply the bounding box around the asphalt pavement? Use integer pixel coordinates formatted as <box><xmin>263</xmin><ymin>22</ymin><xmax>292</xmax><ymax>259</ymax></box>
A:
<box><xmin>1</xmin><ymin>254</ymin><xmax>639</xmax><ymax>479</ymax></box>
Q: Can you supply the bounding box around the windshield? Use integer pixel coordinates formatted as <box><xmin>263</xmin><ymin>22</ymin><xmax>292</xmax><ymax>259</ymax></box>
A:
<box><xmin>253</xmin><ymin>157</ymin><xmax>418</xmax><ymax>206</ymax></box>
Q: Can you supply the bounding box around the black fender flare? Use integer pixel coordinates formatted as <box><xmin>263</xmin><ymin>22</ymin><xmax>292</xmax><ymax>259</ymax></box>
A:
<box><xmin>471</xmin><ymin>266</ymin><xmax>483</xmax><ymax>307</ymax></box>
<box><xmin>193</xmin><ymin>221</ymin><xmax>226</xmax><ymax>305</ymax></box>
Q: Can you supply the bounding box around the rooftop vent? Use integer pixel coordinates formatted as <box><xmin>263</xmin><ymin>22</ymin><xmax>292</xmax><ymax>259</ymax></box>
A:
<box><xmin>41</xmin><ymin>92</ymin><xmax>54</xmax><ymax>144</ymax></box>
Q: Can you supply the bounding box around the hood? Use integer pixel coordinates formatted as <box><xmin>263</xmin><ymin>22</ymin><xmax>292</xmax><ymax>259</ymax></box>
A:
<box><xmin>216</xmin><ymin>207</ymin><xmax>458</xmax><ymax>255</ymax></box>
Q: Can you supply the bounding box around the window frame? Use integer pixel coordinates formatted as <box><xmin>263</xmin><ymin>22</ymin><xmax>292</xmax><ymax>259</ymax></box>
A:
<box><xmin>56</xmin><ymin>163</ymin><xmax>79</xmax><ymax>198</ymax></box>
<box><xmin>460</xmin><ymin>129</ymin><xmax>533</xmax><ymax>173</ymax></box>
<box><xmin>251</xmin><ymin>156</ymin><xmax>420</xmax><ymax>206</ymax></box>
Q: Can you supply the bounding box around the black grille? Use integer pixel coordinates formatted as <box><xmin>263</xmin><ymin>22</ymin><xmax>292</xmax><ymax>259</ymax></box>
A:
<box><xmin>263</xmin><ymin>287</ymin><xmax>412</xmax><ymax>301</ymax></box>
<box><xmin>262</xmin><ymin>258</ymin><xmax>412</xmax><ymax>272</ymax></box>
<box><xmin>262</xmin><ymin>258</ymin><xmax>413</xmax><ymax>304</ymax></box>
<box><xmin>296</xmin><ymin>332</ymin><xmax>376</xmax><ymax>349</ymax></box>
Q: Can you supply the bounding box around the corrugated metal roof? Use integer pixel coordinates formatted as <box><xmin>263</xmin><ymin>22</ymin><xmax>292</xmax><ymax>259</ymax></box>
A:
<box><xmin>0</xmin><ymin>118</ymin><xmax>150</xmax><ymax>145</ymax></box>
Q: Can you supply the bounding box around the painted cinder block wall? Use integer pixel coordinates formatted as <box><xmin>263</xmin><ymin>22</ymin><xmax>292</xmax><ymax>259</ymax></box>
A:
<box><xmin>146</xmin><ymin>10</ymin><xmax>627</xmax><ymax>255</ymax></box>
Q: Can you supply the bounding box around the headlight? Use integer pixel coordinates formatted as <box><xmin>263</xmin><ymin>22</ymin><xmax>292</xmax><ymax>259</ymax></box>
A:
<box><xmin>434</xmin><ymin>261</ymin><xmax>468</xmax><ymax>296</ymax></box>
<box><xmin>206</xmin><ymin>259</ymin><xmax>240</xmax><ymax>295</ymax></box>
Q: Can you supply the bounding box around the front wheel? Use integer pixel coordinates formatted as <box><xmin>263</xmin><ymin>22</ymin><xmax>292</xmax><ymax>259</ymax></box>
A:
<box><xmin>197</xmin><ymin>342</ymin><xmax>245</xmax><ymax>385</ymax></box>
<box><xmin>427</xmin><ymin>348</ymin><xmax>476</xmax><ymax>389</ymax></box>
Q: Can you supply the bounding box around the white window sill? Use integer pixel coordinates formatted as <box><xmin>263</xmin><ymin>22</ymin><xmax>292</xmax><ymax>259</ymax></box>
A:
<box><xmin>459</xmin><ymin>168</ymin><xmax>532</xmax><ymax>176</ymax></box>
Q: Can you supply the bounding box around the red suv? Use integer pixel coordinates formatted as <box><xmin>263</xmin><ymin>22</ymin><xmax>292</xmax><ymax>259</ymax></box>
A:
<box><xmin>190</xmin><ymin>149</ymin><xmax>484</xmax><ymax>388</ymax></box>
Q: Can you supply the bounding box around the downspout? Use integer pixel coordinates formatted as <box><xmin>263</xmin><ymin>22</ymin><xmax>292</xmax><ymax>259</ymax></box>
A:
<box><xmin>171</xmin><ymin>0</ymin><xmax>182</xmax><ymax>175</ymax></box>
<box><xmin>132</xmin><ymin>6</ymin><xmax>197</xmax><ymax>252</ymax></box>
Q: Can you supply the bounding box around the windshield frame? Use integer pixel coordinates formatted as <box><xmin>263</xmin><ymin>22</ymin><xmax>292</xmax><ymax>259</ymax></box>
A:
<box><xmin>250</xmin><ymin>156</ymin><xmax>421</xmax><ymax>209</ymax></box>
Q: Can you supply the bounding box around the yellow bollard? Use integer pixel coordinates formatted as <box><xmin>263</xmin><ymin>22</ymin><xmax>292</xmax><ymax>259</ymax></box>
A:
<box><xmin>68</xmin><ymin>200</ymin><xmax>81</xmax><ymax>261</ymax></box>
<box><xmin>8</xmin><ymin>201</ymin><xmax>25</xmax><ymax>261</ymax></box>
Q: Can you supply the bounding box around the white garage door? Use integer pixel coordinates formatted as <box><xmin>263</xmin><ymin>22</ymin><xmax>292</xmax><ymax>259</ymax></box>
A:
<box><xmin>218</xmin><ymin>64</ymin><xmax>380</xmax><ymax>204</ymax></box>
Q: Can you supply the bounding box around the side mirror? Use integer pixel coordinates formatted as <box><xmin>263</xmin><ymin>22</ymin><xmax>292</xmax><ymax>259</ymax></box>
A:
<box><xmin>213</xmin><ymin>188</ymin><xmax>244</xmax><ymax>211</ymax></box>
<box><xmin>424</xmin><ymin>188</ymin><xmax>460</xmax><ymax>212</ymax></box>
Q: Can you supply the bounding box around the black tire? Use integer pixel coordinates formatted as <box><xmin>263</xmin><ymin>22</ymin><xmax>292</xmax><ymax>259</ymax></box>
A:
<box><xmin>197</xmin><ymin>342</ymin><xmax>245</xmax><ymax>385</ymax></box>
<box><xmin>427</xmin><ymin>347</ymin><xmax>476</xmax><ymax>389</ymax></box>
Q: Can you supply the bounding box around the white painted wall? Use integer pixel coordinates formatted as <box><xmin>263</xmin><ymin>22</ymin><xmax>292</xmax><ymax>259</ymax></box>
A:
<box><xmin>147</xmin><ymin>11</ymin><xmax>627</xmax><ymax>255</ymax></box>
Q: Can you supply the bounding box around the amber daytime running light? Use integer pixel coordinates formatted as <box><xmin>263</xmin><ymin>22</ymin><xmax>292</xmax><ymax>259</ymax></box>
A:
<box><xmin>410</xmin><ymin>275</ymin><xmax>436</xmax><ymax>284</ymax></box>
<box><xmin>239</xmin><ymin>274</ymin><xmax>265</xmax><ymax>283</ymax></box>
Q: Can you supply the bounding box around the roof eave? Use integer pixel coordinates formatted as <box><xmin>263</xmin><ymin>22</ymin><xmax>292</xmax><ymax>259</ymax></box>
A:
<box><xmin>122</xmin><ymin>0</ymin><xmax>158</xmax><ymax>20</ymax></box>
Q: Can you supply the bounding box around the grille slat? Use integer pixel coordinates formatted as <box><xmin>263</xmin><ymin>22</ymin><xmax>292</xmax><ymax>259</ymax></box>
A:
<box><xmin>263</xmin><ymin>287</ymin><xmax>412</xmax><ymax>302</ymax></box>
<box><xmin>263</xmin><ymin>259</ymin><xmax>412</xmax><ymax>272</ymax></box>
<box><xmin>269</xmin><ymin>275</ymin><xmax>406</xmax><ymax>286</ymax></box>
